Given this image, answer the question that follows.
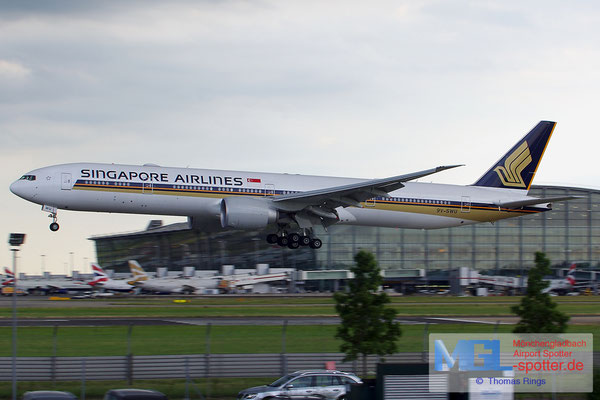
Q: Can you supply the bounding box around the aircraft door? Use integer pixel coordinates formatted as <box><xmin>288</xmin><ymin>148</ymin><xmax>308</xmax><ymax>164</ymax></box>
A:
<box><xmin>461</xmin><ymin>196</ymin><xmax>471</xmax><ymax>213</ymax></box>
<box><xmin>264</xmin><ymin>184</ymin><xmax>275</xmax><ymax>197</ymax></box>
<box><xmin>142</xmin><ymin>182</ymin><xmax>153</xmax><ymax>194</ymax></box>
<box><xmin>61</xmin><ymin>173</ymin><xmax>72</xmax><ymax>190</ymax></box>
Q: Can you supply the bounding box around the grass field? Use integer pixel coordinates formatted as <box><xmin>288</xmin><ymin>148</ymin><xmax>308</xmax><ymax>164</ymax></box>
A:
<box><xmin>1</xmin><ymin>322</ymin><xmax>598</xmax><ymax>356</ymax></box>
<box><xmin>0</xmin><ymin>295</ymin><xmax>598</xmax><ymax>399</ymax></box>
<box><xmin>0</xmin><ymin>295</ymin><xmax>598</xmax><ymax>356</ymax></box>
<box><xmin>1</xmin><ymin>295</ymin><xmax>599</xmax><ymax>318</ymax></box>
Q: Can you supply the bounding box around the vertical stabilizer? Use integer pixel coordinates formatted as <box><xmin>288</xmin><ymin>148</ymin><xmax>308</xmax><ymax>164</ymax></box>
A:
<box><xmin>128</xmin><ymin>260</ymin><xmax>148</xmax><ymax>282</ymax></box>
<box><xmin>89</xmin><ymin>264</ymin><xmax>108</xmax><ymax>286</ymax></box>
<box><xmin>566</xmin><ymin>263</ymin><xmax>576</xmax><ymax>286</ymax></box>
<box><xmin>473</xmin><ymin>121</ymin><xmax>556</xmax><ymax>190</ymax></box>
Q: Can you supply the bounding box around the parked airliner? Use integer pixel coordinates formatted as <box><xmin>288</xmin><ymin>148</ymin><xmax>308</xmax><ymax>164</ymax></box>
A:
<box><xmin>128</xmin><ymin>260</ymin><xmax>220</xmax><ymax>294</ymax></box>
<box><xmin>10</xmin><ymin>121</ymin><xmax>575</xmax><ymax>249</ymax></box>
<box><xmin>89</xmin><ymin>264</ymin><xmax>135</xmax><ymax>292</ymax></box>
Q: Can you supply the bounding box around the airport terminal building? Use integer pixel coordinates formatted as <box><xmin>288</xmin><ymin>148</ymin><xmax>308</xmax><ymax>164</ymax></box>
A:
<box><xmin>91</xmin><ymin>185</ymin><xmax>600</xmax><ymax>275</ymax></box>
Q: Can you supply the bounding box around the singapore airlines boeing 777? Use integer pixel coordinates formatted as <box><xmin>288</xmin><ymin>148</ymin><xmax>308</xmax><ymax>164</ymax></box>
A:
<box><xmin>10</xmin><ymin>121</ymin><xmax>575</xmax><ymax>249</ymax></box>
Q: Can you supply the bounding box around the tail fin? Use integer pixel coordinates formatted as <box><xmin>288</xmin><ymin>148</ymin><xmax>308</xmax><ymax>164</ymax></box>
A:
<box><xmin>128</xmin><ymin>260</ymin><xmax>148</xmax><ymax>282</ymax></box>
<box><xmin>89</xmin><ymin>264</ymin><xmax>108</xmax><ymax>286</ymax></box>
<box><xmin>92</xmin><ymin>264</ymin><xmax>108</xmax><ymax>277</ymax></box>
<box><xmin>566</xmin><ymin>263</ymin><xmax>576</xmax><ymax>286</ymax></box>
<box><xmin>3</xmin><ymin>268</ymin><xmax>15</xmax><ymax>286</ymax></box>
<box><xmin>473</xmin><ymin>121</ymin><xmax>556</xmax><ymax>190</ymax></box>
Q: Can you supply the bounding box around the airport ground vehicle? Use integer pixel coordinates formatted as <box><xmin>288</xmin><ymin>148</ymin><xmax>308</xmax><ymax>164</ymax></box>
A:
<box><xmin>103</xmin><ymin>388</ymin><xmax>167</xmax><ymax>400</ymax></box>
<box><xmin>237</xmin><ymin>369</ymin><xmax>361</xmax><ymax>400</ymax></box>
<box><xmin>2</xmin><ymin>286</ymin><xmax>28</xmax><ymax>296</ymax></box>
<box><xmin>22</xmin><ymin>391</ymin><xmax>77</xmax><ymax>400</ymax></box>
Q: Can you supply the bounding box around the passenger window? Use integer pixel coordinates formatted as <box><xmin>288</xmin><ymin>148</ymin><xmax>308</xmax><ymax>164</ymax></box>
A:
<box><xmin>290</xmin><ymin>376</ymin><xmax>313</xmax><ymax>388</ymax></box>
<box><xmin>315</xmin><ymin>375</ymin><xmax>335</xmax><ymax>386</ymax></box>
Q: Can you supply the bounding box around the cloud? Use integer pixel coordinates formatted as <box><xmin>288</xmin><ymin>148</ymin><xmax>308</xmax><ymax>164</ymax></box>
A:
<box><xmin>0</xmin><ymin>59</ymin><xmax>31</xmax><ymax>80</ymax></box>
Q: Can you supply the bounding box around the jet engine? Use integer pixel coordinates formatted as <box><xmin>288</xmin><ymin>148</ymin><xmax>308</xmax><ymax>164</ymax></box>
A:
<box><xmin>220</xmin><ymin>197</ymin><xmax>278</xmax><ymax>229</ymax></box>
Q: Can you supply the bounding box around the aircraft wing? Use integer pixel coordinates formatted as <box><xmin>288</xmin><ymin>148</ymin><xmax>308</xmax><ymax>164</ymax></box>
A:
<box><xmin>494</xmin><ymin>196</ymin><xmax>580</xmax><ymax>209</ymax></box>
<box><xmin>272</xmin><ymin>165</ymin><xmax>462</xmax><ymax>210</ymax></box>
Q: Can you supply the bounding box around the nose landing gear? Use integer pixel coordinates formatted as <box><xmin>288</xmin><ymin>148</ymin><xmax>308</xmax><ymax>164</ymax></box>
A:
<box><xmin>46</xmin><ymin>207</ymin><xmax>60</xmax><ymax>231</ymax></box>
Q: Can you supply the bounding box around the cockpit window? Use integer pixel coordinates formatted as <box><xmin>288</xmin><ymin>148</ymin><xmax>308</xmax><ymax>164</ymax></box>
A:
<box><xmin>20</xmin><ymin>175</ymin><xmax>36</xmax><ymax>181</ymax></box>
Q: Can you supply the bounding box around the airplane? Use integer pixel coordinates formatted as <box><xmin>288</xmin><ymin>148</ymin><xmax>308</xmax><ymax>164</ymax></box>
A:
<box><xmin>88</xmin><ymin>264</ymin><xmax>135</xmax><ymax>292</ymax></box>
<box><xmin>543</xmin><ymin>263</ymin><xmax>593</xmax><ymax>295</ymax></box>
<box><xmin>128</xmin><ymin>260</ymin><xmax>220</xmax><ymax>294</ymax></box>
<box><xmin>10</xmin><ymin>121</ymin><xmax>577</xmax><ymax>249</ymax></box>
<box><xmin>2</xmin><ymin>267</ymin><xmax>91</xmax><ymax>294</ymax></box>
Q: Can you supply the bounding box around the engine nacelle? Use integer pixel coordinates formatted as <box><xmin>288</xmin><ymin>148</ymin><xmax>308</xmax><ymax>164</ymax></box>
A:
<box><xmin>220</xmin><ymin>197</ymin><xmax>278</xmax><ymax>229</ymax></box>
<box><xmin>187</xmin><ymin>199</ymin><xmax>223</xmax><ymax>231</ymax></box>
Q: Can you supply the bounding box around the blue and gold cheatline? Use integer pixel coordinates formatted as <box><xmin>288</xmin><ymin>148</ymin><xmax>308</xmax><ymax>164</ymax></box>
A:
<box><xmin>73</xmin><ymin>179</ymin><xmax>544</xmax><ymax>223</ymax></box>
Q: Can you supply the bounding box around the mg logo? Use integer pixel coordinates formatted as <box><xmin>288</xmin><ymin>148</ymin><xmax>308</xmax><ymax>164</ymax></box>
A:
<box><xmin>434</xmin><ymin>339</ymin><xmax>512</xmax><ymax>371</ymax></box>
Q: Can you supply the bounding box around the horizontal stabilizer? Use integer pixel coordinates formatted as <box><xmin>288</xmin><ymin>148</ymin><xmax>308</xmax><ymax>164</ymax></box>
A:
<box><xmin>494</xmin><ymin>196</ymin><xmax>580</xmax><ymax>209</ymax></box>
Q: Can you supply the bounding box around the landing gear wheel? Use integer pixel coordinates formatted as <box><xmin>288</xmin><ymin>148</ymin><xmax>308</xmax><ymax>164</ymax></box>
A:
<box><xmin>288</xmin><ymin>233</ymin><xmax>300</xmax><ymax>243</ymax></box>
<box><xmin>49</xmin><ymin>222</ymin><xmax>60</xmax><ymax>232</ymax></box>
<box><xmin>299</xmin><ymin>236</ymin><xmax>311</xmax><ymax>246</ymax></box>
<box><xmin>287</xmin><ymin>241</ymin><xmax>300</xmax><ymax>249</ymax></box>
<box><xmin>277</xmin><ymin>236</ymin><xmax>289</xmax><ymax>247</ymax></box>
<box><xmin>309</xmin><ymin>238</ymin><xmax>323</xmax><ymax>249</ymax></box>
<box><xmin>266</xmin><ymin>234</ymin><xmax>278</xmax><ymax>244</ymax></box>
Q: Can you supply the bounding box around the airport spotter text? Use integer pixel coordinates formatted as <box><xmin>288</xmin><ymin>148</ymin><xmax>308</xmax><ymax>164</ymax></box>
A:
<box><xmin>514</xmin><ymin>350</ymin><xmax>575</xmax><ymax>359</ymax></box>
<box><xmin>80</xmin><ymin>169</ymin><xmax>245</xmax><ymax>186</ymax></box>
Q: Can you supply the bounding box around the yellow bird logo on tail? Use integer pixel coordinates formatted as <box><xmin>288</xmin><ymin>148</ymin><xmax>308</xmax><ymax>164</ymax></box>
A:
<box><xmin>493</xmin><ymin>141</ymin><xmax>532</xmax><ymax>188</ymax></box>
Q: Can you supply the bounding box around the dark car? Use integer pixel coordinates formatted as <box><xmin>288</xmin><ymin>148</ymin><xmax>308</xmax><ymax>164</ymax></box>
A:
<box><xmin>103</xmin><ymin>389</ymin><xmax>168</xmax><ymax>400</ymax></box>
<box><xmin>22</xmin><ymin>391</ymin><xmax>77</xmax><ymax>400</ymax></box>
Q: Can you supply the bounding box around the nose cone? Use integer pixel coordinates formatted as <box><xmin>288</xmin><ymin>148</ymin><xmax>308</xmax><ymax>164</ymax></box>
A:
<box><xmin>10</xmin><ymin>179</ymin><xmax>33</xmax><ymax>201</ymax></box>
<box><xmin>9</xmin><ymin>180</ymin><xmax>23</xmax><ymax>197</ymax></box>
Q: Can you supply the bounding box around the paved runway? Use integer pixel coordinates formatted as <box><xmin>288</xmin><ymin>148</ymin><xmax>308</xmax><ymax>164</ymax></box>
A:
<box><xmin>0</xmin><ymin>315</ymin><xmax>518</xmax><ymax>327</ymax></box>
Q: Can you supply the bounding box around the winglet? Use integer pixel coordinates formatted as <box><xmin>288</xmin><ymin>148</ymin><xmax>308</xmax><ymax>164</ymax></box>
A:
<box><xmin>473</xmin><ymin>121</ymin><xmax>556</xmax><ymax>190</ymax></box>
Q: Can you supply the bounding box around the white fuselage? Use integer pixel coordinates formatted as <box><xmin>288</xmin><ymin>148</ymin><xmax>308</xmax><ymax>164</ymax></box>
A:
<box><xmin>94</xmin><ymin>278</ymin><xmax>134</xmax><ymax>292</ymax></box>
<box><xmin>134</xmin><ymin>277</ymin><xmax>220</xmax><ymax>294</ymax></box>
<box><xmin>10</xmin><ymin>162</ymin><xmax>548</xmax><ymax>230</ymax></box>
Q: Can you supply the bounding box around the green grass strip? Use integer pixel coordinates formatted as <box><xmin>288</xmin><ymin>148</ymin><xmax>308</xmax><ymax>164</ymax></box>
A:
<box><xmin>0</xmin><ymin>324</ymin><xmax>598</xmax><ymax>356</ymax></box>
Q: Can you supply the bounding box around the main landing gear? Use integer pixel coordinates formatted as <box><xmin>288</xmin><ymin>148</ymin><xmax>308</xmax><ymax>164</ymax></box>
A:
<box><xmin>266</xmin><ymin>231</ymin><xmax>322</xmax><ymax>249</ymax></box>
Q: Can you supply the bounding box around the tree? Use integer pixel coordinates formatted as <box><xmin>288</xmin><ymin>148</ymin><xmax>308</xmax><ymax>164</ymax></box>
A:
<box><xmin>511</xmin><ymin>252</ymin><xmax>569</xmax><ymax>333</ymax></box>
<box><xmin>333</xmin><ymin>251</ymin><xmax>401</xmax><ymax>377</ymax></box>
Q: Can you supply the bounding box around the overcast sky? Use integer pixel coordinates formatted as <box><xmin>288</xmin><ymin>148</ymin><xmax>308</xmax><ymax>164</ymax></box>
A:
<box><xmin>2</xmin><ymin>0</ymin><xmax>599</xmax><ymax>275</ymax></box>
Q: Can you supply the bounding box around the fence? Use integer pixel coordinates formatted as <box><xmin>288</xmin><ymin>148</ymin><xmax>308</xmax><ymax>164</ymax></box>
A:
<box><xmin>0</xmin><ymin>352</ymin><xmax>426</xmax><ymax>382</ymax></box>
<box><xmin>2</xmin><ymin>352</ymin><xmax>599</xmax><ymax>382</ymax></box>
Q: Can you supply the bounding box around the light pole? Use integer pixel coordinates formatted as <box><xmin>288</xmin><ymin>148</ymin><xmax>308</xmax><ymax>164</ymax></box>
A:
<box><xmin>69</xmin><ymin>252</ymin><xmax>74</xmax><ymax>276</ymax></box>
<box><xmin>41</xmin><ymin>254</ymin><xmax>46</xmax><ymax>275</ymax></box>
<box><xmin>9</xmin><ymin>233</ymin><xmax>25</xmax><ymax>400</ymax></box>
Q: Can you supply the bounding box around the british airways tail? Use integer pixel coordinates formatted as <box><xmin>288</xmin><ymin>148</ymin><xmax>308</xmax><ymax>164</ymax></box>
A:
<box><xmin>89</xmin><ymin>263</ymin><xmax>109</xmax><ymax>286</ymax></box>
<box><xmin>2</xmin><ymin>268</ymin><xmax>15</xmax><ymax>286</ymax></box>
<box><xmin>473</xmin><ymin>121</ymin><xmax>556</xmax><ymax>191</ymax></box>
